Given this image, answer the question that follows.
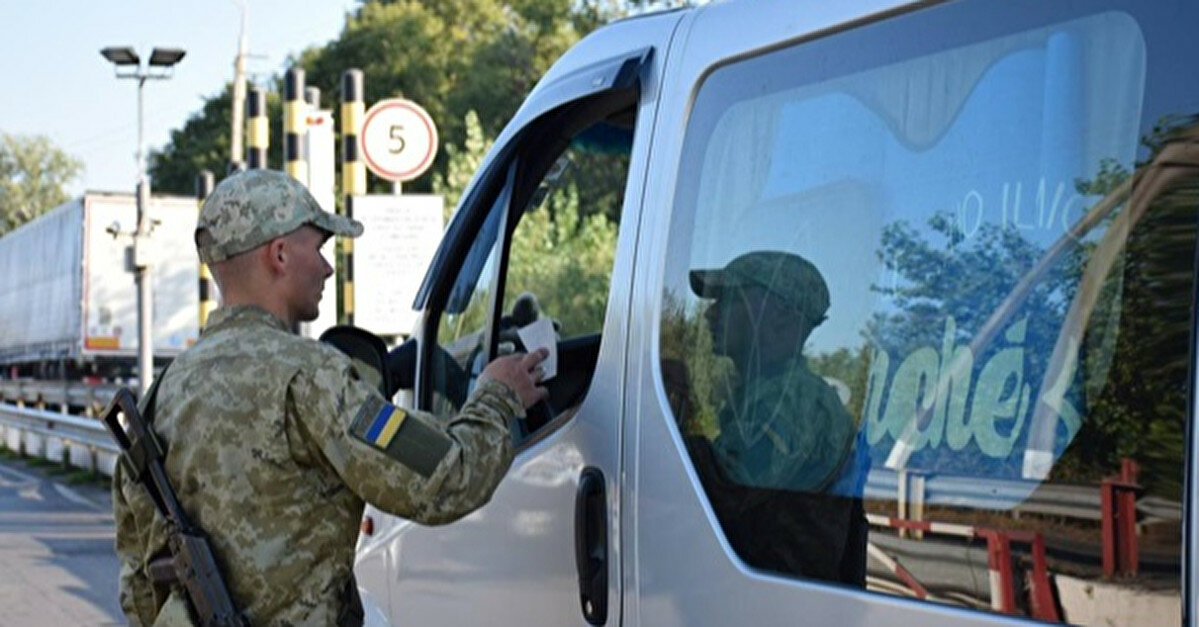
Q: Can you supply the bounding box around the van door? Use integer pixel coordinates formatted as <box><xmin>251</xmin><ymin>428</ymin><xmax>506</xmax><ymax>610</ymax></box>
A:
<box><xmin>629</xmin><ymin>0</ymin><xmax>1198</xmax><ymax>625</ymax></box>
<box><xmin>354</xmin><ymin>13</ymin><xmax>681</xmax><ymax>625</ymax></box>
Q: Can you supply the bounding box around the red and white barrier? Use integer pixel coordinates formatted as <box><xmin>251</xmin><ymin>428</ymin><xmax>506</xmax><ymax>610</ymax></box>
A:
<box><xmin>866</xmin><ymin>513</ymin><xmax>1060</xmax><ymax>621</ymax></box>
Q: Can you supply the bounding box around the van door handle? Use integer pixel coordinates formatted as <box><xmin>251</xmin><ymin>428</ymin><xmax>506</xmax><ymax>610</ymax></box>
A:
<box><xmin>575</xmin><ymin>467</ymin><xmax>608</xmax><ymax>625</ymax></box>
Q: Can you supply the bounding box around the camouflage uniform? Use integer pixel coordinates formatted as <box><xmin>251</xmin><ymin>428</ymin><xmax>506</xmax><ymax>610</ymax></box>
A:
<box><xmin>712</xmin><ymin>357</ymin><xmax>854</xmax><ymax>491</ymax></box>
<box><xmin>113</xmin><ymin>170</ymin><xmax>524</xmax><ymax>625</ymax></box>
<box><xmin>688</xmin><ymin>251</ymin><xmax>868</xmax><ymax>585</ymax></box>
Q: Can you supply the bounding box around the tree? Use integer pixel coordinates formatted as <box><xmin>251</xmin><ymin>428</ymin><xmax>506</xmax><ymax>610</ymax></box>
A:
<box><xmin>862</xmin><ymin>117</ymin><xmax>1199</xmax><ymax>495</ymax></box>
<box><xmin>0</xmin><ymin>133</ymin><xmax>83</xmax><ymax>235</ymax></box>
<box><xmin>148</xmin><ymin>85</ymin><xmax>283</xmax><ymax>195</ymax></box>
<box><xmin>433</xmin><ymin>110</ymin><xmax>491</xmax><ymax>219</ymax></box>
<box><xmin>149</xmin><ymin>1</ymin><xmax>620</xmax><ymax>199</ymax></box>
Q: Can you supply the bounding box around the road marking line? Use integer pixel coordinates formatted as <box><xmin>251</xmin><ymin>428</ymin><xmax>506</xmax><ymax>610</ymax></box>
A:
<box><xmin>0</xmin><ymin>462</ymin><xmax>41</xmax><ymax>485</ymax></box>
<box><xmin>54</xmin><ymin>483</ymin><xmax>103</xmax><ymax>511</ymax></box>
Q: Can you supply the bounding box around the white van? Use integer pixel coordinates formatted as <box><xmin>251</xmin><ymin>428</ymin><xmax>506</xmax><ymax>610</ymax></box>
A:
<box><xmin>354</xmin><ymin>0</ymin><xmax>1199</xmax><ymax>624</ymax></box>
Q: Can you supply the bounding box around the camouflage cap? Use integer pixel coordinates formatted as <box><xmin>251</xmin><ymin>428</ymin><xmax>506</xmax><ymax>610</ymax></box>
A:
<box><xmin>195</xmin><ymin>169</ymin><xmax>363</xmax><ymax>264</ymax></box>
<box><xmin>689</xmin><ymin>251</ymin><xmax>830</xmax><ymax>323</ymax></box>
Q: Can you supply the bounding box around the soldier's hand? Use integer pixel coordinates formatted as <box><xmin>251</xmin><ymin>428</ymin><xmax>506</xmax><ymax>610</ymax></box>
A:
<box><xmin>478</xmin><ymin>348</ymin><xmax>550</xmax><ymax>409</ymax></box>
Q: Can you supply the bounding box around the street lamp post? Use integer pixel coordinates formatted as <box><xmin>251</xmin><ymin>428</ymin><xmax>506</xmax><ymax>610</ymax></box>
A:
<box><xmin>100</xmin><ymin>46</ymin><xmax>186</xmax><ymax>396</ymax></box>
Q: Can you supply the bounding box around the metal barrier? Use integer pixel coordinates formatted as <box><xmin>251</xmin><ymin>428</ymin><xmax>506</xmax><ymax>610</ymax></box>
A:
<box><xmin>864</xmin><ymin>467</ymin><xmax>1180</xmax><ymax>524</ymax></box>
<box><xmin>1</xmin><ymin>395</ymin><xmax>1184</xmax><ymax>536</ymax></box>
<box><xmin>867</xmin><ymin>513</ymin><xmax>1061</xmax><ymax>621</ymax></box>
<box><xmin>0</xmin><ymin>379</ymin><xmax>121</xmax><ymax>413</ymax></box>
<box><xmin>0</xmin><ymin>402</ymin><xmax>120</xmax><ymax>477</ymax></box>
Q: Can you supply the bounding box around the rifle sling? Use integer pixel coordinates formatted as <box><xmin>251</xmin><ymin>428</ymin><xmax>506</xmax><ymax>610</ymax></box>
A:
<box><xmin>119</xmin><ymin>365</ymin><xmax>170</xmax><ymax>485</ymax></box>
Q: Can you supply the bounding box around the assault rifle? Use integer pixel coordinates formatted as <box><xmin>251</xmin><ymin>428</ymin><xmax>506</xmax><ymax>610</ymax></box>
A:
<box><xmin>102</xmin><ymin>386</ymin><xmax>248</xmax><ymax>627</ymax></box>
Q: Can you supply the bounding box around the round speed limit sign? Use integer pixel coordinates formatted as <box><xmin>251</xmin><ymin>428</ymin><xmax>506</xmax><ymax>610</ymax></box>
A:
<box><xmin>359</xmin><ymin>98</ymin><xmax>439</xmax><ymax>182</ymax></box>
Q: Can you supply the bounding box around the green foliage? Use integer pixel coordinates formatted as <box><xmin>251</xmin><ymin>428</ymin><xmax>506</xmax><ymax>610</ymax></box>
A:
<box><xmin>0</xmin><ymin>133</ymin><xmax>83</xmax><ymax>235</ymax></box>
<box><xmin>433</xmin><ymin>110</ymin><xmax>491</xmax><ymax>220</ymax></box>
<box><xmin>866</xmin><ymin>119</ymin><xmax>1198</xmax><ymax>496</ymax></box>
<box><xmin>432</xmin><ymin>108</ymin><xmax>625</xmax><ymax>377</ymax></box>
<box><xmin>808</xmin><ymin>346</ymin><xmax>871</xmax><ymax>426</ymax></box>
<box><xmin>150</xmin><ymin>1</ymin><xmax>621</xmax><ymax>201</ymax></box>
<box><xmin>1074</xmin><ymin>157</ymin><xmax>1130</xmax><ymax>197</ymax></box>
<box><xmin>870</xmin><ymin>211</ymin><xmax>1069</xmax><ymax>361</ymax></box>
<box><xmin>659</xmin><ymin>293</ymin><xmax>735</xmax><ymax>439</ymax></box>
<box><xmin>1063</xmin><ymin>128</ymin><xmax>1197</xmax><ymax>497</ymax></box>
<box><xmin>148</xmin><ymin>85</ymin><xmax>284</xmax><ymax>195</ymax></box>
<box><xmin>506</xmin><ymin>181</ymin><xmax>618</xmax><ymax>337</ymax></box>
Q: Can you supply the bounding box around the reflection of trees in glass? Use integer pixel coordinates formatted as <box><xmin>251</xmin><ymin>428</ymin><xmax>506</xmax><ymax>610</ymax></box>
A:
<box><xmin>1058</xmin><ymin>118</ymin><xmax>1198</xmax><ymax>498</ymax></box>
<box><xmin>808</xmin><ymin>347</ymin><xmax>871</xmax><ymax>427</ymax></box>
<box><xmin>660</xmin><ymin>294</ymin><xmax>871</xmax><ymax>439</ymax></box>
<box><xmin>865</xmin><ymin>208</ymin><xmax>1085</xmax><ymax>478</ymax></box>
<box><xmin>660</xmin><ymin>292</ymin><xmax>735</xmax><ymax>439</ymax></box>
<box><xmin>864</xmin><ymin>117</ymin><xmax>1197</xmax><ymax>495</ymax></box>
<box><xmin>870</xmin><ymin>212</ymin><xmax>1075</xmax><ymax>365</ymax></box>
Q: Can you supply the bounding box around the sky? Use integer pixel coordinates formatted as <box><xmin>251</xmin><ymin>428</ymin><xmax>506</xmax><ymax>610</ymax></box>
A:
<box><xmin>0</xmin><ymin>0</ymin><xmax>357</xmax><ymax>196</ymax></box>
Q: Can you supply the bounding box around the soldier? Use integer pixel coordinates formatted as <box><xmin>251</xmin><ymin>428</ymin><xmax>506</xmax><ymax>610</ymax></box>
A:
<box><xmin>112</xmin><ymin>169</ymin><xmax>548</xmax><ymax>625</ymax></box>
<box><xmin>687</xmin><ymin>250</ymin><xmax>868</xmax><ymax>585</ymax></box>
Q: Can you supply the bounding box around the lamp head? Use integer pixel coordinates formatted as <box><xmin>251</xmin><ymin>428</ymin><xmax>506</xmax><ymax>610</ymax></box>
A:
<box><xmin>148</xmin><ymin>47</ymin><xmax>186</xmax><ymax>68</ymax></box>
<box><xmin>100</xmin><ymin>46</ymin><xmax>140</xmax><ymax>66</ymax></box>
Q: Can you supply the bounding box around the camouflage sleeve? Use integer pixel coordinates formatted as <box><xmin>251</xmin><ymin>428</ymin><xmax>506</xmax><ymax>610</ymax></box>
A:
<box><xmin>289</xmin><ymin>355</ymin><xmax>521</xmax><ymax>525</ymax></box>
<box><xmin>111</xmin><ymin>463</ymin><xmax>156</xmax><ymax>626</ymax></box>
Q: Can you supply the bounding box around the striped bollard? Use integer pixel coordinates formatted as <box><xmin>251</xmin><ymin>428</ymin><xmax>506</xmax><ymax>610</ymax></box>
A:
<box><xmin>340</xmin><ymin>69</ymin><xmax>366</xmax><ymax>326</ymax></box>
<box><xmin>247</xmin><ymin>88</ymin><xmax>268</xmax><ymax>169</ymax></box>
<box><xmin>284</xmin><ymin>68</ymin><xmax>307</xmax><ymax>182</ymax></box>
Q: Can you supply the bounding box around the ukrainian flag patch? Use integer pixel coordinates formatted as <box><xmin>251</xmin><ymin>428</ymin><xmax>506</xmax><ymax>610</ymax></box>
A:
<box><xmin>351</xmin><ymin>396</ymin><xmax>407</xmax><ymax>450</ymax></box>
<box><xmin>349</xmin><ymin>395</ymin><xmax>453</xmax><ymax>478</ymax></box>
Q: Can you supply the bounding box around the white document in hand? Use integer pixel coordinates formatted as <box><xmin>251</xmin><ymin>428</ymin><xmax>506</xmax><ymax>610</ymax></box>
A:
<box><xmin>516</xmin><ymin>317</ymin><xmax>557</xmax><ymax>381</ymax></box>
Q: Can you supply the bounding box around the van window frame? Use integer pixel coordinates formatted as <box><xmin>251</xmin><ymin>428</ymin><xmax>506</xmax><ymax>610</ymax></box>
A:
<box><xmin>413</xmin><ymin>52</ymin><xmax>651</xmax><ymax>437</ymax></box>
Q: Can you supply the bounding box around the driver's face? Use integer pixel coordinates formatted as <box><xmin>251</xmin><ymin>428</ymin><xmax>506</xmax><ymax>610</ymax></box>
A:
<box><xmin>705</xmin><ymin>285</ymin><xmax>766</xmax><ymax>358</ymax></box>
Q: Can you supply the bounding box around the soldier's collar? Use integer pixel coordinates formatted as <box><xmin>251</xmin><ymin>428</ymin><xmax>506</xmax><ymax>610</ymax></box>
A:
<box><xmin>203</xmin><ymin>305</ymin><xmax>291</xmax><ymax>335</ymax></box>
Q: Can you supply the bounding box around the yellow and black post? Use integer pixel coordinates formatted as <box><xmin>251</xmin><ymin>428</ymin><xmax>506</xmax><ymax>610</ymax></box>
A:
<box><xmin>195</xmin><ymin>170</ymin><xmax>217</xmax><ymax>331</ymax></box>
<box><xmin>247</xmin><ymin>88</ymin><xmax>268</xmax><ymax>169</ymax></box>
<box><xmin>340</xmin><ymin>69</ymin><xmax>366</xmax><ymax>326</ymax></box>
<box><xmin>283</xmin><ymin>68</ymin><xmax>307</xmax><ymax>182</ymax></box>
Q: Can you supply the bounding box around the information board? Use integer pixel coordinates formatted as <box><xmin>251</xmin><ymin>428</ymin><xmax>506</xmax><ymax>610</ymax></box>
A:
<box><xmin>351</xmin><ymin>194</ymin><xmax>444</xmax><ymax>336</ymax></box>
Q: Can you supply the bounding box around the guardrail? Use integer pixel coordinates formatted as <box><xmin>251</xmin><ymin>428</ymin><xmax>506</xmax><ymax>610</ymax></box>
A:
<box><xmin>864</xmin><ymin>467</ymin><xmax>1181</xmax><ymax>524</ymax></box>
<box><xmin>0</xmin><ymin>379</ymin><xmax>123</xmax><ymax>412</ymax></box>
<box><xmin>0</xmin><ymin>402</ymin><xmax>120</xmax><ymax>477</ymax></box>
<box><xmin>0</xmin><ymin>398</ymin><xmax>1184</xmax><ymax>530</ymax></box>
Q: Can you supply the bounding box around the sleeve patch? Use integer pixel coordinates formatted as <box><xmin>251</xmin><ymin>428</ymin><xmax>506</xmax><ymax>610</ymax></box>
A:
<box><xmin>349</xmin><ymin>395</ymin><xmax>453</xmax><ymax>478</ymax></box>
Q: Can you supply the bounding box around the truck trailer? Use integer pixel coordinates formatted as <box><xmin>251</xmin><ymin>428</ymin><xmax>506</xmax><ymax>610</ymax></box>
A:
<box><xmin>0</xmin><ymin>191</ymin><xmax>200</xmax><ymax>381</ymax></box>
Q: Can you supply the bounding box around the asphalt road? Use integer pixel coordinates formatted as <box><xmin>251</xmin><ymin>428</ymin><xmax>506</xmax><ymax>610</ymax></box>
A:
<box><xmin>0</xmin><ymin>456</ymin><xmax>122</xmax><ymax>625</ymax></box>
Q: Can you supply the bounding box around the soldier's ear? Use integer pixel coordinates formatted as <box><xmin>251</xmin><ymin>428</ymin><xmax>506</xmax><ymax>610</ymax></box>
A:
<box><xmin>265</xmin><ymin>238</ymin><xmax>288</xmax><ymax>274</ymax></box>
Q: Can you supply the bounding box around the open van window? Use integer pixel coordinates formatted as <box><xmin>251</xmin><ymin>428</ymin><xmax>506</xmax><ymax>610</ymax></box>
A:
<box><xmin>430</xmin><ymin>100</ymin><xmax>636</xmax><ymax>443</ymax></box>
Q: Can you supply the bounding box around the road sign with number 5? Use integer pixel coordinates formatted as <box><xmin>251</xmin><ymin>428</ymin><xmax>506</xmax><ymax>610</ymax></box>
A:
<box><xmin>359</xmin><ymin>98</ymin><xmax>439</xmax><ymax>182</ymax></box>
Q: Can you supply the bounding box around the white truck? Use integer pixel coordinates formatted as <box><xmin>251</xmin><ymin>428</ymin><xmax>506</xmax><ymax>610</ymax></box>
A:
<box><xmin>0</xmin><ymin>191</ymin><xmax>200</xmax><ymax>381</ymax></box>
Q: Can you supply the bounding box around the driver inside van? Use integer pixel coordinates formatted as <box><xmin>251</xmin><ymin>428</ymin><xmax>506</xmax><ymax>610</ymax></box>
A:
<box><xmin>687</xmin><ymin>250</ymin><xmax>868</xmax><ymax>585</ymax></box>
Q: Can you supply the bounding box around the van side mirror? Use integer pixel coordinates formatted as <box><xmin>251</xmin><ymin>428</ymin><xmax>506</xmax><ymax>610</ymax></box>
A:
<box><xmin>319</xmin><ymin>326</ymin><xmax>392</xmax><ymax>398</ymax></box>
